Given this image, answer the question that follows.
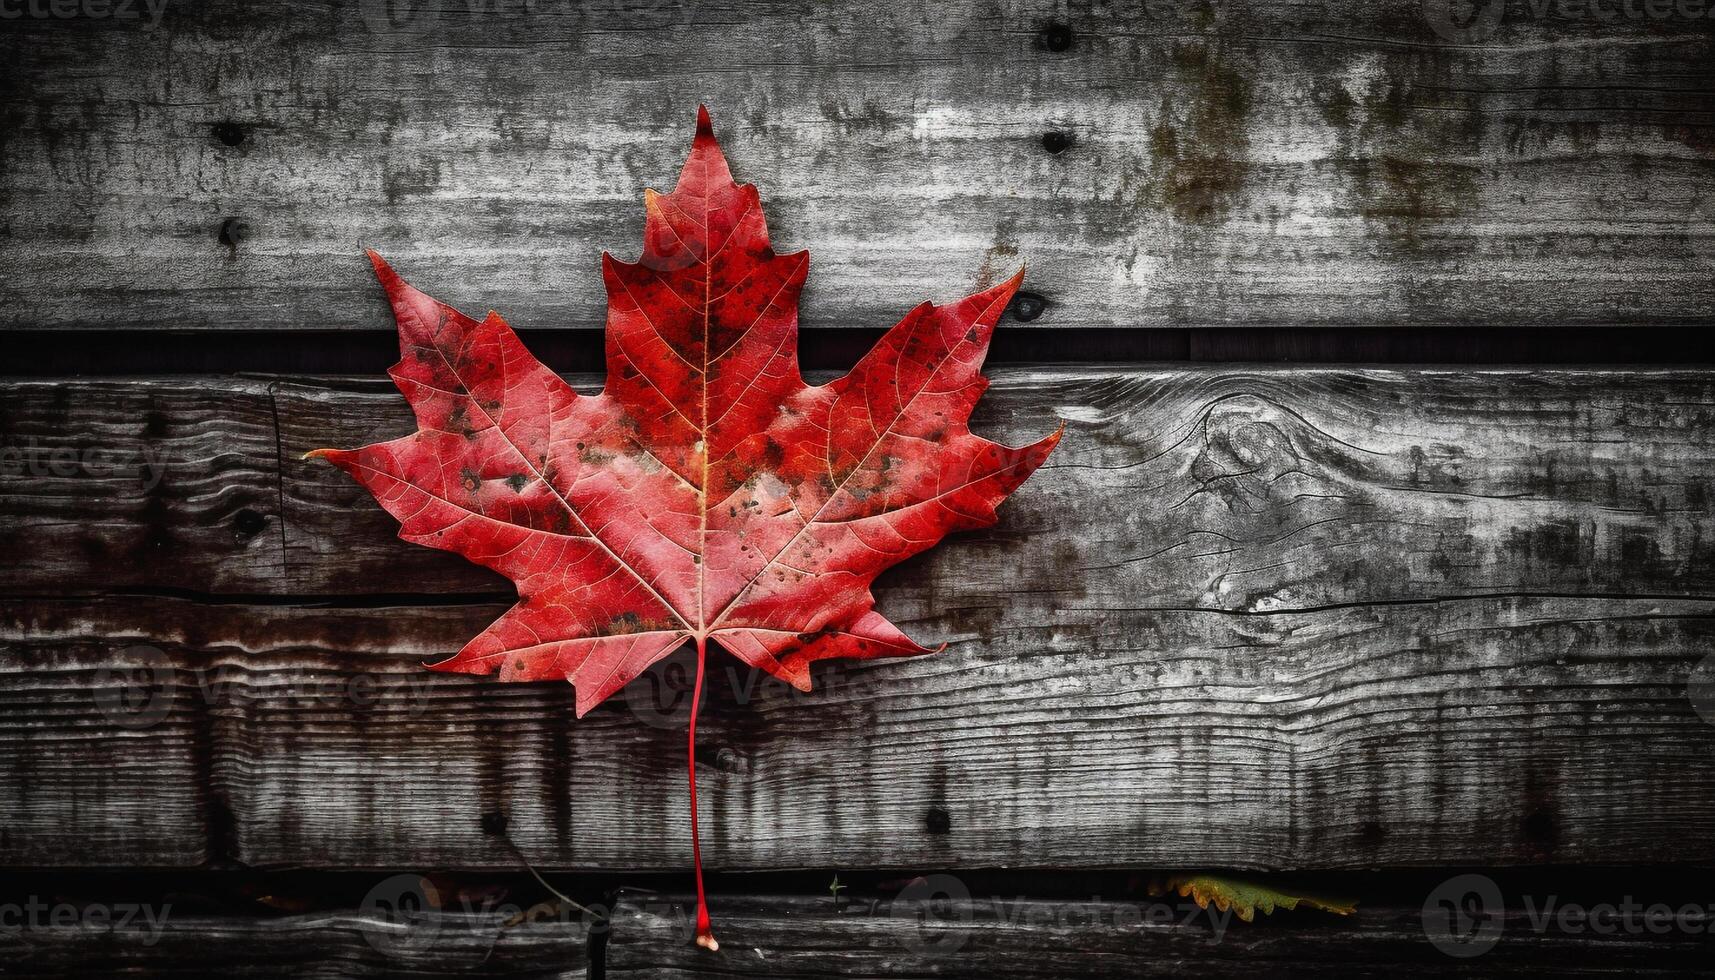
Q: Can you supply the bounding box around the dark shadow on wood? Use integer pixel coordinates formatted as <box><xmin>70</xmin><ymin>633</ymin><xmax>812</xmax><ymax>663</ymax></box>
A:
<box><xmin>5</xmin><ymin>326</ymin><xmax>1715</xmax><ymax>376</ymax></box>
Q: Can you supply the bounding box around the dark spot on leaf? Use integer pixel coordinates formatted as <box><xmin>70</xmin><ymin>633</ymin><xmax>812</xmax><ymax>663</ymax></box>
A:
<box><xmin>505</xmin><ymin>473</ymin><xmax>527</xmax><ymax>492</ymax></box>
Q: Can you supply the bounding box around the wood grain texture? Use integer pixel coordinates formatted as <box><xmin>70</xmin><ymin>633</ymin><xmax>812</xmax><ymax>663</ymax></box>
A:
<box><xmin>1</xmin><ymin>908</ymin><xmax>586</xmax><ymax>978</ymax></box>
<box><xmin>605</xmin><ymin>892</ymin><xmax>1714</xmax><ymax>978</ymax></box>
<box><xmin>3</xmin><ymin>368</ymin><xmax>1715</xmax><ymax>870</ymax></box>
<box><xmin>1</xmin><ymin>1</ymin><xmax>1711</xmax><ymax>332</ymax></box>
<box><xmin>7</xmin><ymin>367</ymin><xmax>1715</xmax><ymax>601</ymax></box>
<box><xmin>7</xmin><ymin>591</ymin><xmax>1714</xmax><ymax>870</ymax></box>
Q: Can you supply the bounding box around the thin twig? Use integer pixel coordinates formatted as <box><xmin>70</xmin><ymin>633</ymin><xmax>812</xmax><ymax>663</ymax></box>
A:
<box><xmin>504</xmin><ymin>834</ymin><xmax>598</xmax><ymax>918</ymax></box>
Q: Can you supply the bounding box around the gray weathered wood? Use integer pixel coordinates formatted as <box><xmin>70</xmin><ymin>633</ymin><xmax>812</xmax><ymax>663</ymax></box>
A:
<box><xmin>3</xmin><ymin>368</ymin><xmax>1715</xmax><ymax>870</ymax></box>
<box><xmin>1</xmin><ymin>1</ymin><xmax>1711</xmax><ymax>331</ymax></box>
<box><xmin>5</xmin><ymin>592</ymin><xmax>1713</xmax><ymax>870</ymax></box>
<box><xmin>8</xmin><ymin>368</ymin><xmax>1715</xmax><ymax>603</ymax></box>
<box><xmin>1</xmin><ymin>907</ymin><xmax>586</xmax><ymax>978</ymax></box>
<box><xmin>605</xmin><ymin>892</ymin><xmax>1714</xmax><ymax>978</ymax></box>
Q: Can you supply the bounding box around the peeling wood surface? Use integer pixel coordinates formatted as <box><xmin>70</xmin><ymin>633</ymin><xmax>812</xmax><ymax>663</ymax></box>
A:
<box><xmin>0</xmin><ymin>908</ymin><xmax>586</xmax><ymax>978</ymax></box>
<box><xmin>3</xmin><ymin>368</ymin><xmax>1715</xmax><ymax>870</ymax></box>
<box><xmin>604</xmin><ymin>892</ymin><xmax>1714</xmax><ymax>978</ymax></box>
<box><xmin>2</xmin><ymin>1</ymin><xmax>1712</xmax><ymax>332</ymax></box>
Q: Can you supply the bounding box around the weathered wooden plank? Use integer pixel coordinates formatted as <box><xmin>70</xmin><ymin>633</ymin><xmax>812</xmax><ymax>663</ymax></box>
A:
<box><xmin>1</xmin><ymin>1</ymin><xmax>1711</xmax><ymax>331</ymax></box>
<box><xmin>605</xmin><ymin>892</ymin><xmax>1714</xmax><ymax>978</ymax></box>
<box><xmin>6</xmin><ymin>592</ymin><xmax>1715</xmax><ymax>870</ymax></box>
<box><xmin>1</xmin><ymin>906</ymin><xmax>586</xmax><ymax>978</ymax></box>
<box><xmin>6</xmin><ymin>368</ymin><xmax>1715</xmax><ymax>604</ymax></box>
<box><xmin>4</xmin><ymin>367</ymin><xmax>1715</xmax><ymax>870</ymax></box>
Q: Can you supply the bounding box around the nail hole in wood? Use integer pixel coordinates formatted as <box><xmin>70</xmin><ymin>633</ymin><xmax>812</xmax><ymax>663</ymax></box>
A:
<box><xmin>1523</xmin><ymin>809</ymin><xmax>1556</xmax><ymax>844</ymax></box>
<box><xmin>211</xmin><ymin>121</ymin><xmax>249</xmax><ymax>148</ymax></box>
<box><xmin>1009</xmin><ymin>291</ymin><xmax>1048</xmax><ymax>322</ymax></box>
<box><xmin>233</xmin><ymin>509</ymin><xmax>267</xmax><ymax>537</ymax></box>
<box><xmin>218</xmin><ymin>217</ymin><xmax>249</xmax><ymax>258</ymax></box>
<box><xmin>925</xmin><ymin>806</ymin><xmax>952</xmax><ymax>835</ymax></box>
<box><xmin>1038</xmin><ymin>22</ymin><xmax>1073</xmax><ymax>51</ymax></box>
<box><xmin>1040</xmin><ymin>131</ymin><xmax>1074</xmax><ymax>155</ymax></box>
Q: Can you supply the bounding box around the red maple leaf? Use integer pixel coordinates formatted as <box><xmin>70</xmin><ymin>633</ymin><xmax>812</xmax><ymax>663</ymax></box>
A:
<box><xmin>310</xmin><ymin>107</ymin><xmax>1061</xmax><ymax>948</ymax></box>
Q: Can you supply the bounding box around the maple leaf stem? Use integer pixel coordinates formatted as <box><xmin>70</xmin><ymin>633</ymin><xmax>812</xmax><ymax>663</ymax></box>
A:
<box><xmin>689</xmin><ymin>633</ymin><xmax>719</xmax><ymax>952</ymax></box>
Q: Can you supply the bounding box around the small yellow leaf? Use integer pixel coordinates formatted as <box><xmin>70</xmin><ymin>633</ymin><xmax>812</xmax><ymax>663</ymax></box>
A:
<box><xmin>1149</xmin><ymin>874</ymin><xmax>1356</xmax><ymax>922</ymax></box>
